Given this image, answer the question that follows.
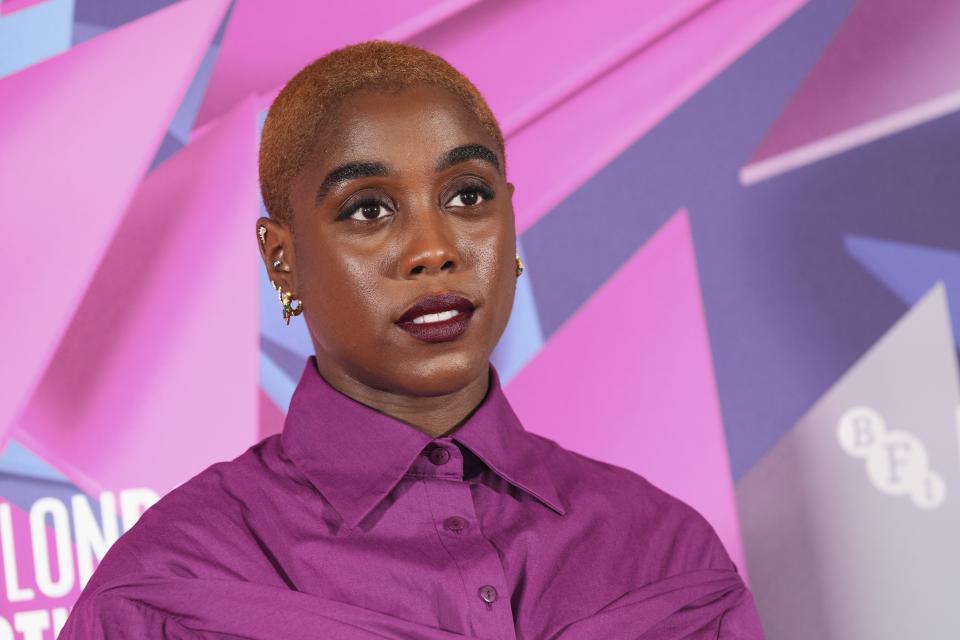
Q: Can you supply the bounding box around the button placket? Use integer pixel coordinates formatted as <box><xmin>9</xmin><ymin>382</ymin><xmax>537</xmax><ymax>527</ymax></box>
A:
<box><xmin>419</xmin><ymin>451</ymin><xmax>517</xmax><ymax>640</ymax></box>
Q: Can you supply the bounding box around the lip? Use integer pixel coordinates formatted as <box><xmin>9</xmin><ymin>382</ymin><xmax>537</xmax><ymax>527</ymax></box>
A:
<box><xmin>395</xmin><ymin>292</ymin><xmax>476</xmax><ymax>344</ymax></box>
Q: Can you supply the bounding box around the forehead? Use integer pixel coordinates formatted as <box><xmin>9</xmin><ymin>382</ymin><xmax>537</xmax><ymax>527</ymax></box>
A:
<box><xmin>315</xmin><ymin>84</ymin><xmax>496</xmax><ymax>168</ymax></box>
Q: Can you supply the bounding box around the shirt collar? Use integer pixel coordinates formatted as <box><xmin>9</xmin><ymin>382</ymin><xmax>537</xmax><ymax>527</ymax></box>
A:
<box><xmin>280</xmin><ymin>357</ymin><xmax>566</xmax><ymax>530</ymax></box>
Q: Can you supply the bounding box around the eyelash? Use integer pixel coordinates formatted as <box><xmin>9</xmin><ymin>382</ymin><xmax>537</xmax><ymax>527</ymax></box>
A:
<box><xmin>338</xmin><ymin>183</ymin><xmax>495</xmax><ymax>223</ymax></box>
<box><xmin>339</xmin><ymin>197</ymin><xmax>389</xmax><ymax>222</ymax></box>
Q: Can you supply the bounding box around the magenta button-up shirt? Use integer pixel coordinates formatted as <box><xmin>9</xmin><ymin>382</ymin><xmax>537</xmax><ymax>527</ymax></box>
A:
<box><xmin>59</xmin><ymin>357</ymin><xmax>764</xmax><ymax>639</ymax></box>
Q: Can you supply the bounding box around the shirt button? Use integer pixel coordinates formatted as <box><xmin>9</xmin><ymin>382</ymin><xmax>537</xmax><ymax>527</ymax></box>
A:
<box><xmin>443</xmin><ymin>516</ymin><xmax>469</xmax><ymax>533</ymax></box>
<box><xmin>429</xmin><ymin>447</ymin><xmax>450</xmax><ymax>465</ymax></box>
<box><xmin>478</xmin><ymin>585</ymin><xmax>498</xmax><ymax>604</ymax></box>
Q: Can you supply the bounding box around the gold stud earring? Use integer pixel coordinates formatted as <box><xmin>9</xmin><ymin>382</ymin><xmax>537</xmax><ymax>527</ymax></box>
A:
<box><xmin>277</xmin><ymin>287</ymin><xmax>303</xmax><ymax>325</ymax></box>
<box><xmin>257</xmin><ymin>225</ymin><xmax>267</xmax><ymax>248</ymax></box>
<box><xmin>515</xmin><ymin>254</ymin><xmax>524</xmax><ymax>278</ymax></box>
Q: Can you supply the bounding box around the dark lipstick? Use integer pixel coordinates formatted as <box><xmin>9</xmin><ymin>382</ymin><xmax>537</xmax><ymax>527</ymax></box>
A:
<box><xmin>396</xmin><ymin>293</ymin><xmax>476</xmax><ymax>343</ymax></box>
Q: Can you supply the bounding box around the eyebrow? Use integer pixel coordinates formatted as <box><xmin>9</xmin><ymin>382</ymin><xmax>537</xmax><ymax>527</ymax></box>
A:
<box><xmin>435</xmin><ymin>143</ymin><xmax>501</xmax><ymax>174</ymax></box>
<box><xmin>315</xmin><ymin>161</ymin><xmax>388</xmax><ymax>205</ymax></box>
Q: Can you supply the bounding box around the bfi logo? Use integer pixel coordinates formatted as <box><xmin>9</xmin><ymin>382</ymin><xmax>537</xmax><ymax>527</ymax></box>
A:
<box><xmin>836</xmin><ymin>406</ymin><xmax>947</xmax><ymax>510</ymax></box>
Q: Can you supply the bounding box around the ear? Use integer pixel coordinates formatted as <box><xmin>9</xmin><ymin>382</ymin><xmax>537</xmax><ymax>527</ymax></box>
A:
<box><xmin>255</xmin><ymin>217</ymin><xmax>296</xmax><ymax>294</ymax></box>
<box><xmin>506</xmin><ymin>181</ymin><xmax>515</xmax><ymax>198</ymax></box>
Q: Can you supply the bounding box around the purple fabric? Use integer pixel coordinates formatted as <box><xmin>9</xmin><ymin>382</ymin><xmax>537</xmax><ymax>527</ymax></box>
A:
<box><xmin>59</xmin><ymin>357</ymin><xmax>764</xmax><ymax>639</ymax></box>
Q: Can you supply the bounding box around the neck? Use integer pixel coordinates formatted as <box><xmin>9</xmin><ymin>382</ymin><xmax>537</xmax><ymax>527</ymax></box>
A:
<box><xmin>311</xmin><ymin>358</ymin><xmax>491</xmax><ymax>439</ymax></box>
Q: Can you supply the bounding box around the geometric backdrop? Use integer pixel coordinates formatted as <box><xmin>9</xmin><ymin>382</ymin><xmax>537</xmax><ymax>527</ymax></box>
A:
<box><xmin>1</xmin><ymin>1</ymin><xmax>958</xmax><ymax>637</ymax></box>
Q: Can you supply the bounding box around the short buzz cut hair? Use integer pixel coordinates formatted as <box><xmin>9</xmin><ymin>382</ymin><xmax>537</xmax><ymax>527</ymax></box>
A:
<box><xmin>258</xmin><ymin>40</ymin><xmax>506</xmax><ymax>225</ymax></box>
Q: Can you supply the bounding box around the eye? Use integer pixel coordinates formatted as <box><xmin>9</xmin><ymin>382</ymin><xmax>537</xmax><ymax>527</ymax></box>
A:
<box><xmin>446</xmin><ymin>184</ymin><xmax>494</xmax><ymax>208</ymax></box>
<box><xmin>341</xmin><ymin>197</ymin><xmax>393</xmax><ymax>222</ymax></box>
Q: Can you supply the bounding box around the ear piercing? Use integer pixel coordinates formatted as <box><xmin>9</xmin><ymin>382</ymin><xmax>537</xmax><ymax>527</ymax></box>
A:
<box><xmin>277</xmin><ymin>286</ymin><xmax>303</xmax><ymax>325</ymax></box>
<box><xmin>515</xmin><ymin>254</ymin><xmax>524</xmax><ymax>278</ymax></box>
<box><xmin>262</xmin><ymin>228</ymin><xmax>298</xmax><ymax>322</ymax></box>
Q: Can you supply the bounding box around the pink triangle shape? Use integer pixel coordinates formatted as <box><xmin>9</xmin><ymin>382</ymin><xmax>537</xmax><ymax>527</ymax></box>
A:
<box><xmin>0</xmin><ymin>0</ymin><xmax>230</xmax><ymax>442</ymax></box>
<box><xmin>14</xmin><ymin>97</ymin><xmax>261</xmax><ymax>496</ymax></box>
<box><xmin>504</xmin><ymin>209</ymin><xmax>748</xmax><ymax>578</ymax></box>
<box><xmin>742</xmin><ymin>0</ymin><xmax>960</xmax><ymax>184</ymax></box>
<box><xmin>195</xmin><ymin>0</ymin><xmax>478</xmax><ymax>127</ymax></box>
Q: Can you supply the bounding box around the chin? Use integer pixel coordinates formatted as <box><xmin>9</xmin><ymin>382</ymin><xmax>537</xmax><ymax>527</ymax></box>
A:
<box><xmin>395</xmin><ymin>353</ymin><xmax>488</xmax><ymax>397</ymax></box>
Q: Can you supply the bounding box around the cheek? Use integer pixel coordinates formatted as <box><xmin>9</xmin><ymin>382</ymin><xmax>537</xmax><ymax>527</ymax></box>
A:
<box><xmin>461</xmin><ymin>228</ymin><xmax>515</xmax><ymax>322</ymax></box>
<box><xmin>299</xmin><ymin>245</ymin><xmax>386</xmax><ymax>345</ymax></box>
<box><xmin>463</xmin><ymin>221</ymin><xmax>514</xmax><ymax>285</ymax></box>
<box><xmin>466</xmin><ymin>237</ymin><xmax>499</xmax><ymax>285</ymax></box>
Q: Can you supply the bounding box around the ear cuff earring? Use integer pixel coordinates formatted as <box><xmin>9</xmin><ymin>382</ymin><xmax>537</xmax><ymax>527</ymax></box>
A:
<box><xmin>258</xmin><ymin>224</ymin><xmax>267</xmax><ymax>248</ymax></box>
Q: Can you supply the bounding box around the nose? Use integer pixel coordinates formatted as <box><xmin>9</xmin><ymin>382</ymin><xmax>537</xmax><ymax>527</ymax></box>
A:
<box><xmin>400</xmin><ymin>210</ymin><xmax>461</xmax><ymax>278</ymax></box>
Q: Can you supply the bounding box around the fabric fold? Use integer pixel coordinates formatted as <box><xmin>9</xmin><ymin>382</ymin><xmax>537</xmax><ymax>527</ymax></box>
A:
<box><xmin>551</xmin><ymin>569</ymin><xmax>762</xmax><ymax>639</ymax></box>
<box><xmin>64</xmin><ymin>575</ymin><xmax>485</xmax><ymax>640</ymax></box>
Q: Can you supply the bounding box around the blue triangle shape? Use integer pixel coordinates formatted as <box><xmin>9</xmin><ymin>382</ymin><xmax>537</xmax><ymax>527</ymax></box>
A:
<box><xmin>491</xmin><ymin>239</ymin><xmax>544</xmax><ymax>385</ymax></box>
<box><xmin>845</xmin><ymin>234</ymin><xmax>960</xmax><ymax>348</ymax></box>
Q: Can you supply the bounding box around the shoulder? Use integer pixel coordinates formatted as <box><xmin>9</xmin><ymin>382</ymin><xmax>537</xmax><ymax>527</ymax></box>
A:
<box><xmin>136</xmin><ymin>432</ymin><xmax>285</xmax><ymax>526</ymax></box>
<box><xmin>64</xmin><ymin>436</ymin><xmax>316</xmax><ymax>637</ymax></box>
<box><xmin>86</xmin><ymin>435</ymin><xmax>294</xmax><ymax>590</ymax></box>
<box><xmin>135</xmin><ymin>432</ymin><xmax>293</xmax><ymax>522</ymax></box>
<box><xmin>530</xmin><ymin>433</ymin><xmax>737</xmax><ymax>575</ymax></box>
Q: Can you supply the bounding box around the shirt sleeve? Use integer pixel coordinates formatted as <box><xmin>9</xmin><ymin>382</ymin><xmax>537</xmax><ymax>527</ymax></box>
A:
<box><xmin>715</xmin><ymin>584</ymin><xmax>766</xmax><ymax>639</ymax></box>
<box><xmin>547</xmin><ymin>568</ymin><xmax>764</xmax><ymax>640</ymax></box>
<box><xmin>58</xmin><ymin>573</ymin><xmax>489</xmax><ymax>640</ymax></box>
<box><xmin>57</xmin><ymin>591</ymin><xmax>221</xmax><ymax>640</ymax></box>
<box><xmin>671</xmin><ymin>508</ymin><xmax>767</xmax><ymax>640</ymax></box>
<box><xmin>550</xmin><ymin>485</ymin><xmax>767</xmax><ymax>640</ymax></box>
<box><xmin>56</xmin><ymin>541</ymin><xmax>219</xmax><ymax>640</ymax></box>
<box><xmin>56</xmin><ymin>503</ymin><xmax>487</xmax><ymax>640</ymax></box>
<box><xmin>653</xmin><ymin>494</ymin><xmax>767</xmax><ymax>639</ymax></box>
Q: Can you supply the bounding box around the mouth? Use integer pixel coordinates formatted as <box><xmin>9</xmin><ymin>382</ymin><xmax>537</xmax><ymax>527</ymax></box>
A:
<box><xmin>395</xmin><ymin>292</ymin><xmax>476</xmax><ymax>344</ymax></box>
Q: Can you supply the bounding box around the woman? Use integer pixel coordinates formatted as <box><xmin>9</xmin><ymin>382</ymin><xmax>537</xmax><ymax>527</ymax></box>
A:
<box><xmin>60</xmin><ymin>40</ymin><xmax>764</xmax><ymax>639</ymax></box>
